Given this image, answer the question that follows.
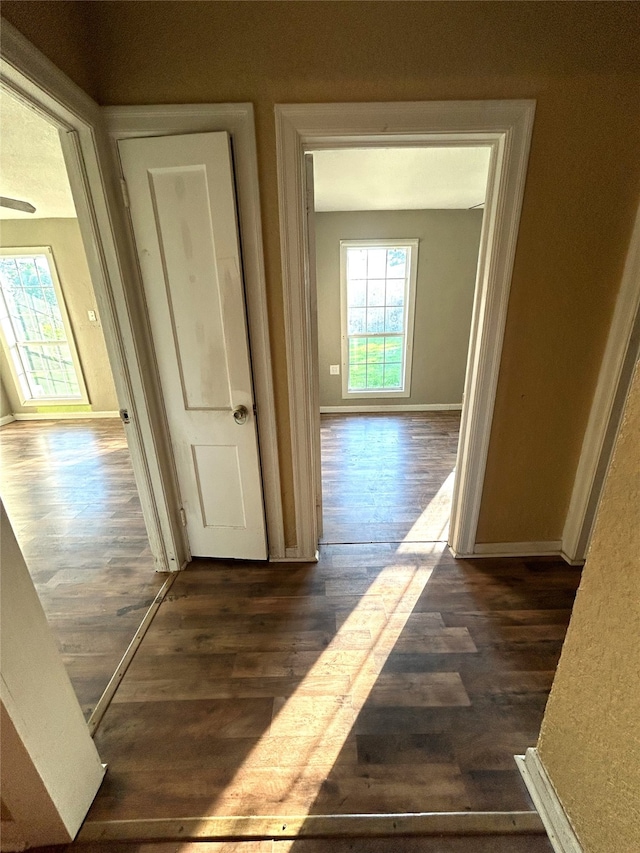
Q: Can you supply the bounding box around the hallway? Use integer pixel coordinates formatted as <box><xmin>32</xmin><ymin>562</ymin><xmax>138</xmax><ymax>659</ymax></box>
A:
<box><xmin>86</xmin><ymin>543</ymin><xmax>579</xmax><ymax>824</ymax></box>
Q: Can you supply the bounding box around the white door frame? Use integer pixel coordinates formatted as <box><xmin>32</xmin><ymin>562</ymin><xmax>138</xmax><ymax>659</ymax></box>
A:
<box><xmin>1</xmin><ymin>19</ymin><xmax>285</xmax><ymax>565</ymax></box>
<box><xmin>275</xmin><ymin>100</ymin><xmax>536</xmax><ymax>560</ymax></box>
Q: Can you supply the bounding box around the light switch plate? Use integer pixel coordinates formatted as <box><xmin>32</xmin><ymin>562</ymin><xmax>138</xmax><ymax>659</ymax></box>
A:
<box><xmin>330</xmin><ymin>364</ymin><xmax>340</xmax><ymax>375</ymax></box>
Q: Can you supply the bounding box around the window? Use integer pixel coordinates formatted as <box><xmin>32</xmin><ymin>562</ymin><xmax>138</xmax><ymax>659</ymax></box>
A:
<box><xmin>341</xmin><ymin>239</ymin><xmax>418</xmax><ymax>397</ymax></box>
<box><xmin>0</xmin><ymin>247</ymin><xmax>88</xmax><ymax>405</ymax></box>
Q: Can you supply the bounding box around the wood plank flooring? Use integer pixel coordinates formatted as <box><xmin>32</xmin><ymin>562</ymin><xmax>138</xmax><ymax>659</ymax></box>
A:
<box><xmin>88</xmin><ymin>543</ymin><xmax>581</xmax><ymax>821</ymax></box>
<box><xmin>320</xmin><ymin>413</ymin><xmax>459</xmax><ymax>544</ymax></box>
<box><xmin>0</xmin><ymin>419</ymin><xmax>166</xmax><ymax>718</ymax></box>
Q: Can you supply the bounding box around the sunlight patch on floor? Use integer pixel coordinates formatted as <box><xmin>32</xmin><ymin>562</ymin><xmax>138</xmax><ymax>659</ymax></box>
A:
<box><xmin>198</xmin><ymin>539</ymin><xmax>443</xmax><ymax>822</ymax></box>
<box><xmin>396</xmin><ymin>469</ymin><xmax>455</xmax><ymax>548</ymax></box>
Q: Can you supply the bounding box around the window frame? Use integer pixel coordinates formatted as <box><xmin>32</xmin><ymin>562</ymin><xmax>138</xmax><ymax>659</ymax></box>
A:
<box><xmin>340</xmin><ymin>238</ymin><xmax>419</xmax><ymax>399</ymax></box>
<box><xmin>0</xmin><ymin>245</ymin><xmax>89</xmax><ymax>406</ymax></box>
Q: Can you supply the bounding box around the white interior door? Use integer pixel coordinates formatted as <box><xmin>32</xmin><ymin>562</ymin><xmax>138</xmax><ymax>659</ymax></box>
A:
<box><xmin>118</xmin><ymin>132</ymin><xmax>267</xmax><ymax>560</ymax></box>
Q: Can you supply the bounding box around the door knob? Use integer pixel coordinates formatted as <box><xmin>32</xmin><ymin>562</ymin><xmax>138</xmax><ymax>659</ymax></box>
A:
<box><xmin>233</xmin><ymin>405</ymin><xmax>248</xmax><ymax>425</ymax></box>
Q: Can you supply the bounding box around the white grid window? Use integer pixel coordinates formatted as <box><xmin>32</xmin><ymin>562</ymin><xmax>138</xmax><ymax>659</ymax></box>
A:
<box><xmin>0</xmin><ymin>247</ymin><xmax>88</xmax><ymax>404</ymax></box>
<box><xmin>340</xmin><ymin>240</ymin><xmax>418</xmax><ymax>398</ymax></box>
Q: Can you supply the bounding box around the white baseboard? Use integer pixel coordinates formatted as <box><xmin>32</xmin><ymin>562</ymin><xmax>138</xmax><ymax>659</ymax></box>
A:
<box><xmin>516</xmin><ymin>748</ymin><xmax>583</xmax><ymax>853</ymax></box>
<box><xmin>471</xmin><ymin>541</ymin><xmax>564</xmax><ymax>559</ymax></box>
<box><xmin>12</xmin><ymin>411</ymin><xmax>120</xmax><ymax>421</ymax></box>
<box><xmin>0</xmin><ymin>414</ymin><xmax>16</xmax><ymax>426</ymax></box>
<box><xmin>320</xmin><ymin>403</ymin><xmax>462</xmax><ymax>414</ymax></box>
<box><xmin>273</xmin><ymin>547</ymin><xmax>319</xmax><ymax>563</ymax></box>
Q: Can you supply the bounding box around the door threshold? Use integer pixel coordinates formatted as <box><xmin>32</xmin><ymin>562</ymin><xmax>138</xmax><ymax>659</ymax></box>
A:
<box><xmin>79</xmin><ymin>811</ymin><xmax>544</xmax><ymax>842</ymax></box>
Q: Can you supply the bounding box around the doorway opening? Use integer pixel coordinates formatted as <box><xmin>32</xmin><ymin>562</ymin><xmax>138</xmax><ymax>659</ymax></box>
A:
<box><xmin>310</xmin><ymin>146</ymin><xmax>491</xmax><ymax>546</ymax></box>
<box><xmin>275</xmin><ymin>101</ymin><xmax>536</xmax><ymax>561</ymax></box>
<box><xmin>0</xmin><ymin>86</ymin><xmax>164</xmax><ymax>723</ymax></box>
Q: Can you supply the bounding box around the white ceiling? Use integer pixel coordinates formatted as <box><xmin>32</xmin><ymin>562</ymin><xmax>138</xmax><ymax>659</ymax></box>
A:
<box><xmin>312</xmin><ymin>147</ymin><xmax>491</xmax><ymax>212</ymax></box>
<box><xmin>0</xmin><ymin>88</ymin><xmax>77</xmax><ymax>220</ymax></box>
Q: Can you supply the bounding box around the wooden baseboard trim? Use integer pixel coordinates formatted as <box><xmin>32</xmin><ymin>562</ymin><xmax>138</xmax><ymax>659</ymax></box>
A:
<box><xmin>12</xmin><ymin>411</ymin><xmax>120</xmax><ymax>421</ymax></box>
<box><xmin>320</xmin><ymin>404</ymin><xmax>462</xmax><ymax>414</ymax></box>
<box><xmin>79</xmin><ymin>811</ymin><xmax>544</xmax><ymax>842</ymax></box>
<box><xmin>86</xmin><ymin>574</ymin><xmax>177</xmax><ymax>737</ymax></box>
<box><xmin>516</xmin><ymin>749</ymin><xmax>583</xmax><ymax>853</ymax></box>
<box><xmin>0</xmin><ymin>414</ymin><xmax>15</xmax><ymax>426</ymax></box>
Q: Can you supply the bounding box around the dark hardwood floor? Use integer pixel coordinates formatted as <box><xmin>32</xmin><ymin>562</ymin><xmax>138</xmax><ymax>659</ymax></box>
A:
<box><xmin>3</xmin><ymin>412</ymin><xmax>577</xmax><ymax>842</ymax></box>
<box><xmin>0</xmin><ymin>419</ymin><xmax>166</xmax><ymax>718</ymax></box>
<box><xmin>320</xmin><ymin>413</ymin><xmax>459</xmax><ymax>544</ymax></box>
<box><xmin>88</xmin><ymin>544</ymin><xmax>580</xmax><ymax>820</ymax></box>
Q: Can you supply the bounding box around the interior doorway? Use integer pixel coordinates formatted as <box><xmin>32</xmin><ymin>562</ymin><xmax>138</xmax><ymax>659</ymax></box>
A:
<box><xmin>310</xmin><ymin>147</ymin><xmax>490</xmax><ymax>546</ymax></box>
<box><xmin>0</xmin><ymin>87</ymin><xmax>163</xmax><ymax>722</ymax></box>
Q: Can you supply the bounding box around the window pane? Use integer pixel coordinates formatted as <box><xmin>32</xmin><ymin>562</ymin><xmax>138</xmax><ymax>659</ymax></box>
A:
<box><xmin>366</xmin><ymin>307</ymin><xmax>385</xmax><ymax>333</ymax></box>
<box><xmin>349</xmin><ymin>337</ymin><xmax>367</xmax><ymax>364</ymax></box>
<box><xmin>16</xmin><ymin>258</ymin><xmax>39</xmax><ymax>288</ymax></box>
<box><xmin>366</xmin><ymin>363</ymin><xmax>384</xmax><ymax>388</ymax></box>
<box><xmin>0</xmin><ymin>259</ymin><xmax>21</xmax><ymax>290</ymax></box>
<box><xmin>20</xmin><ymin>343</ymin><xmax>81</xmax><ymax>398</ymax></box>
<box><xmin>349</xmin><ymin>364</ymin><xmax>366</xmax><ymax>390</ymax></box>
<box><xmin>385</xmin><ymin>306</ymin><xmax>404</xmax><ymax>333</ymax></box>
<box><xmin>366</xmin><ymin>337</ymin><xmax>385</xmax><ymax>363</ymax></box>
<box><xmin>383</xmin><ymin>363</ymin><xmax>402</xmax><ymax>388</ymax></box>
<box><xmin>348</xmin><ymin>307</ymin><xmax>366</xmax><ymax>334</ymax></box>
<box><xmin>367</xmin><ymin>248</ymin><xmax>387</xmax><ymax>279</ymax></box>
<box><xmin>386</xmin><ymin>279</ymin><xmax>404</xmax><ymax>307</ymax></box>
<box><xmin>348</xmin><ymin>279</ymin><xmax>366</xmax><ymax>307</ymax></box>
<box><xmin>35</xmin><ymin>256</ymin><xmax>54</xmax><ymax>287</ymax></box>
<box><xmin>366</xmin><ymin>280</ymin><xmax>385</xmax><ymax>307</ymax></box>
<box><xmin>387</xmin><ymin>248</ymin><xmax>407</xmax><ymax>278</ymax></box>
<box><xmin>384</xmin><ymin>336</ymin><xmax>403</xmax><ymax>363</ymax></box>
<box><xmin>347</xmin><ymin>248</ymin><xmax>367</xmax><ymax>279</ymax></box>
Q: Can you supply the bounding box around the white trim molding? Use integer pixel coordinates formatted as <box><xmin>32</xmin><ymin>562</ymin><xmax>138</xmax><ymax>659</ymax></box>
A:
<box><xmin>516</xmin><ymin>748</ymin><xmax>583</xmax><ymax>853</ymax></box>
<box><xmin>471</xmin><ymin>541</ymin><xmax>563</xmax><ymax>559</ymax></box>
<box><xmin>102</xmin><ymin>105</ymin><xmax>285</xmax><ymax>562</ymax></box>
<box><xmin>275</xmin><ymin>100</ymin><xmax>536</xmax><ymax>561</ymax></box>
<box><xmin>12</xmin><ymin>411</ymin><xmax>120</xmax><ymax>421</ymax></box>
<box><xmin>562</xmin><ymin>201</ymin><xmax>640</xmax><ymax>564</ymax></box>
<box><xmin>320</xmin><ymin>404</ymin><xmax>462</xmax><ymax>414</ymax></box>
<box><xmin>0</xmin><ymin>413</ymin><xmax>16</xmax><ymax>426</ymax></box>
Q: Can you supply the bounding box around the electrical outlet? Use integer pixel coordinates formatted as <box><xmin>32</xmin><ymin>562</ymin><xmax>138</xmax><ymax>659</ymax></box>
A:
<box><xmin>330</xmin><ymin>364</ymin><xmax>340</xmax><ymax>375</ymax></box>
<box><xmin>87</xmin><ymin>310</ymin><xmax>97</xmax><ymax>322</ymax></box>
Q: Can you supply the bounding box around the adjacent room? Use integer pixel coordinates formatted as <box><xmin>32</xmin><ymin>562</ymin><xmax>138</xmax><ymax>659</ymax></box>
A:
<box><xmin>313</xmin><ymin>147</ymin><xmax>488</xmax><ymax>546</ymax></box>
<box><xmin>0</xmin><ymin>87</ymin><xmax>165</xmax><ymax>720</ymax></box>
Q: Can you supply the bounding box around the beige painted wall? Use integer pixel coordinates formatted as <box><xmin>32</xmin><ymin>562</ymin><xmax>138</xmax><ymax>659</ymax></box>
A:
<box><xmin>4</xmin><ymin>1</ymin><xmax>640</xmax><ymax>546</ymax></box>
<box><xmin>537</xmin><ymin>359</ymin><xmax>640</xmax><ymax>852</ymax></box>
<box><xmin>0</xmin><ymin>218</ymin><xmax>118</xmax><ymax>414</ymax></box>
<box><xmin>316</xmin><ymin>209</ymin><xmax>482</xmax><ymax>408</ymax></box>
<box><xmin>0</xmin><ymin>375</ymin><xmax>12</xmax><ymax>420</ymax></box>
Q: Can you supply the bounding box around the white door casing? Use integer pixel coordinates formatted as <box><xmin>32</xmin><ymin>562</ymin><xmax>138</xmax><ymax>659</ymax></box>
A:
<box><xmin>119</xmin><ymin>131</ymin><xmax>267</xmax><ymax>559</ymax></box>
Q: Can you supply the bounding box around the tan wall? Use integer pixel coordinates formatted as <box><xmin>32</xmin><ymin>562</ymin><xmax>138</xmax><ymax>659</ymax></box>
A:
<box><xmin>4</xmin><ymin>1</ymin><xmax>640</xmax><ymax>545</ymax></box>
<box><xmin>537</xmin><ymin>359</ymin><xmax>640</xmax><ymax>852</ymax></box>
<box><xmin>0</xmin><ymin>218</ymin><xmax>118</xmax><ymax>414</ymax></box>
<box><xmin>316</xmin><ymin>209</ymin><xmax>482</xmax><ymax>408</ymax></box>
<box><xmin>0</xmin><ymin>376</ymin><xmax>12</xmax><ymax>420</ymax></box>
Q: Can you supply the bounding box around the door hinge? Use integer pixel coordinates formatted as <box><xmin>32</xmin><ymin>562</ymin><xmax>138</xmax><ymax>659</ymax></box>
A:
<box><xmin>179</xmin><ymin>508</ymin><xmax>187</xmax><ymax>527</ymax></box>
<box><xmin>253</xmin><ymin>403</ymin><xmax>257</xmax><ymax>417</ymax></box>
<box><xmin>120</xmin><ymin>178</ymin><xmax>130</xmax><ymax>209</ymax></box>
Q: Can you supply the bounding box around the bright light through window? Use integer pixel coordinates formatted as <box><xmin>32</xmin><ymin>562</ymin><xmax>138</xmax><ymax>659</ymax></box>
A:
<box><xmin>341</xmin><ymin>240</ymin><xmax>418</xmax><ymax>397</ymax></box>
<box><xmin>0</xmin><ymin>248</ymin><xmax>87</xmax><ymax>404</ymax></box>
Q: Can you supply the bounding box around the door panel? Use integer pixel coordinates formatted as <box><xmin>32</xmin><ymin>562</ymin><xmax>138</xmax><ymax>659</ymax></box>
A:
<box><xmin>119</xmin><ymin>132</ymin><xmax>267</xmax><ymax>559</ymax></box>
